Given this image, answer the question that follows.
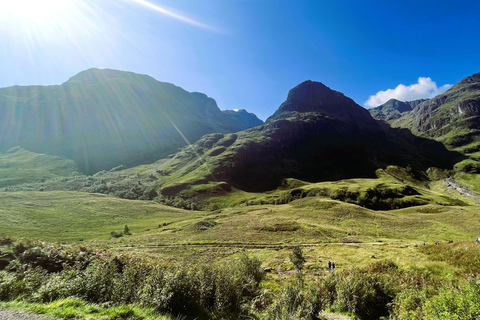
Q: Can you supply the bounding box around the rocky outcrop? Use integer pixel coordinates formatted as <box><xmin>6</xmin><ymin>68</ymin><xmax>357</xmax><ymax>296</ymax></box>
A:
<box><xmin>369</xmin><ymin>99</ymin><xmax>427</xmax><ymax>121</ymax></box>
<box><xmin>398</xmin><ymin>72</ymin><xmax>480</xmax><ymax>144</ymax></box>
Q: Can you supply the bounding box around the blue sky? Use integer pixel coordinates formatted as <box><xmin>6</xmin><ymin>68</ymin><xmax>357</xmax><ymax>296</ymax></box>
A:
<box><xmin>1</xmin><ymin>0</ymin><xmax>479</xmax><ymax>120</ymax></box>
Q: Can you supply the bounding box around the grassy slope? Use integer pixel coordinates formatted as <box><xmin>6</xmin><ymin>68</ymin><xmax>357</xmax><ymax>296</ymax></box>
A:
<box><xmin>0</xmin><ymin>191</ymin><xmax>202</xmax><ymax>242</ymax></box>
<box><xmin>0</xmin><ymin>147</ymin><xmax>81</xmax><ymax>188</ymax></box>
<box><xmin>1</xmin><ymin>190</ymin><xmax>479</xmax><ymax>264</ymax></box>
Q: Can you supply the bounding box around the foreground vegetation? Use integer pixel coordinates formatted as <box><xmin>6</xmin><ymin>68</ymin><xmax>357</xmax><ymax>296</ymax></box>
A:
<box><xmin>1</xmin><ymin>237</ymin><xmax>480</xmax><ymax>319</ymax></box>
<box><xmin>1</xmin><ymin>151</ymin><xmax>480</xmax><ymax>319</ymax></box>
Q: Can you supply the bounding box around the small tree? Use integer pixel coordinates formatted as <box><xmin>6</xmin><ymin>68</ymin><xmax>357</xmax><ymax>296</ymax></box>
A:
<box><xmin>289</xmin><ymin>246</ymin><xmax>306</xmax><ymax>272</ymax></box>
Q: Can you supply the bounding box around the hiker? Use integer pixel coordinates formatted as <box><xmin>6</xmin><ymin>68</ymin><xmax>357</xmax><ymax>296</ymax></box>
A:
<box><xmin>328</xmin><ymin>261</ymin><xmax>331</xmax><ymax>270</ymax></box>
<box><xmin>332</xmin><ymin>262</ymin><xmax>336</xmax><ymax>270</ymax></box>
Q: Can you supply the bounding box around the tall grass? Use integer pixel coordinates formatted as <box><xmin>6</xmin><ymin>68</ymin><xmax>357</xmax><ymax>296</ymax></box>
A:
<box><xmin>1</xmin><ymin>238</ymin><xmax>480</xmax><ymax>319</ymax></box>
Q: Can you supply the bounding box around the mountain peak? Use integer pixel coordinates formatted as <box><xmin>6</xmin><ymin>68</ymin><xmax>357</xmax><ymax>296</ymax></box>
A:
<box><xmin>455</xmin><ymin>72</ymin><xmax>480</xmax><ymax>86</ymax></box>
<box><xmin>65</xmin><ymin>68</ymin><xmax>155</xmax><ymax>86</ymax></box>
<box><xmin>267</xmin><ymin>80</ymin><xmax>373</xmax><ymax>123</ymax></box>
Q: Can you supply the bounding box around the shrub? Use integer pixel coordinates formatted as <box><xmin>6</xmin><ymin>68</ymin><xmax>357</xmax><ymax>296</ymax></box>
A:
<box><xmin>333</xmin><ymin>270</ymin><xmax>396</xmax><ymax>320</ymax></box>
<box><xmin>289</xmin><ymin>246</ymin><xmax>306</xmax><ymax>273</ymax></box>
<box><xmin>391</xmin><ymin>287</ymin><xmax>428</xmax><ymax>320</ymax></box>
<box><xmin>110</xmin><ymin>231</ymin><xmax>123</xmax><ymax>238</ymax></box>
<box><xmin>424</xmin><ymin>280</ymin><xmax>480</xmax><ymax>320</ymax></box>
<box><xmin>235</xmin><ymin>251</ymin><xmax>265</xmax><ymax>297</ymax></box>
<box><xmin>266</xmin><ymin>281</ymin><xmax>321</xmax><ymax>320</ymax></box>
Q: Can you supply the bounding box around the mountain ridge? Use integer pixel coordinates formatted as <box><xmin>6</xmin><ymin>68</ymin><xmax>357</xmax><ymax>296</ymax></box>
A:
<box><xmin>0</xmin><ymin>68</ymin><xmax>263</xmax><ymax>173</ymax></box>
<box><xmin>369</xmin><ymin>98</ymin><xmax>427</xmax><ymax>121</ymax></box>
<box><xmin>153</xmin><ymin>79</ymin><xmax>459</xmax><ymax>194</ymax></box>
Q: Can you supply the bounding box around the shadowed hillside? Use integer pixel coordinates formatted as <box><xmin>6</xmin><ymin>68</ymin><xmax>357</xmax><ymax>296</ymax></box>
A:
<box><xmin>154</xmin><ymin>80</ymin><xmax>460</xmax><ymax>195</ymax></box>
<box><xmin>0</xmin><ymin>68</ymin><xmax>262</xmax><ymax>174</ymax></box>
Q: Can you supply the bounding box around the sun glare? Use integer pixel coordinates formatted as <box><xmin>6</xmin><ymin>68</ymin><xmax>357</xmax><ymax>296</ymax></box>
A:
<box><xmin>0</xmin><ymin>0</ymin><xmax>94</xmax><ymax>42</ymax></box>
<box><xmin>0</xmin><ymin>0</ymin><xmax>76</xmax><ymax>27</ymax></box>
<box><xmin>2</xmin><ymin>0</ymin><xmax>66</xmax><ymax>18</ymax></box>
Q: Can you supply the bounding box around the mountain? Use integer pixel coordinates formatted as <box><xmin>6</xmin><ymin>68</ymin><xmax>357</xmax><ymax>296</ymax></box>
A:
<box><xmin>155</xmin><ymin>80</ymin><xmax>459</xmax><ymax>195</ymax></box>
<box><xmin>221</xmin><ymin>109</ymin><xmax>263</xmax><ymax>132</ymax></box>
<box><xmin>369</xmin><ymin>99</ymin><xmax>427</xmax><ymax>121</ymax></box>
<box><xmin>0</xmin><ymin>68</ymin><xmax>263</xmax><ymax>174</ymax></box>
<box><xmin>388</xmin><ymin>72</ymin><xmax>480</xmax><ymax>154</ymax></box>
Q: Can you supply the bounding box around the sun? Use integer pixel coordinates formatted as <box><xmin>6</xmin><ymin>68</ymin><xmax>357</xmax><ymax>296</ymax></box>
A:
<box><xmin>0</xmin><ymin>0</ymin><xmax>81</xmax><ymax>40</ymax></box>
<box><xmin>1</xmin><ymin>0</ymin><xmax>73</xmax><ymax>21</ymax></box>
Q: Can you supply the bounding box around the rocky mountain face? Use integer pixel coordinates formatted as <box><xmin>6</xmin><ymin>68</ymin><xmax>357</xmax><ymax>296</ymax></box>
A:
<box><xmin>0</xmin><ymin>68</ymin><xmax>263</xmax><ymax>173</ymax></box>
<box><xmin>369</xmin><ymin>99</ymin><xmax>427</xmax><ymax>121</ymax></box>
<box><xmin>157</xmin><ymin>81</ymin><xmax>459</xmax><ymax>194</ymax></box>
<box><xmin>384</xmin><ymin>72</ymin><xmax>480</xmax><ymax>153</ymax></box>
<box><xmin>407</xmin><ymin>73</ymin><xmax>480</xmax><ymax>140</ymax></box>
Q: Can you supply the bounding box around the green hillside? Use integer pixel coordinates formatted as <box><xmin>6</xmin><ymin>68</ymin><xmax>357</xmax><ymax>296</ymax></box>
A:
<box><xmin>0</xmin><ymin>191</ymin><xmax>201</xmax><ymax>242</ymax></box>
<box><xmin>0</xmin><ymin>68</ymin><xmax>262</xmax><ymax>174</ymax></box>
<box><xmin>0</xmin><ymin>147</ymin><xmax>80</xmax><ymax>189</ymax></box>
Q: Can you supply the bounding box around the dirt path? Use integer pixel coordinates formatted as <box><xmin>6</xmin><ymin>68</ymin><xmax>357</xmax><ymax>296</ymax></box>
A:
<box><xmin>0</xmin><ymin>309</ymin><xmax>60</xmax><ymax>320</ymax></box>
<box><xmin>319</xmin><ymin>311</ymin><xmax>354</xmax><ymax>320</ymax></box>
<box><xmin>118</xmin><ymin>241</ymin><xmax>395</xmax><ymax>251</ymax></box>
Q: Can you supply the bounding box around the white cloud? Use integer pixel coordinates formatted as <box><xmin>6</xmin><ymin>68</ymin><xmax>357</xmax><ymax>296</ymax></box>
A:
<box><xmin>365</xmin><ymin>77</ymin><xmax>452</xmax><ymax>108</ymax></box>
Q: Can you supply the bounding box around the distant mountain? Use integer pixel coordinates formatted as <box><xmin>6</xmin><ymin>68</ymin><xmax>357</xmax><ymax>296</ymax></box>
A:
<box><xmin>156</xmin><ymin>80</ymin><xmax>459</xmax><ymax>195</ymax></box>
<box><xmin>0</xmin><ymin>68</ymin><xmax>263</xmax><ymax>173</ymax></box>
<box><xmin>369</xmin><ymin>99</ymin><xmax>427</xmax><ymax>121</ymax></box>
<box><xmin>389</xmin><ymin>72</ymin><xmax>480</xmax><ymax>153</ymax></box>
<box><xmin>221</xmin><ymin>109</ymin><xmax>263</xmax><ymax>131</ymax></box>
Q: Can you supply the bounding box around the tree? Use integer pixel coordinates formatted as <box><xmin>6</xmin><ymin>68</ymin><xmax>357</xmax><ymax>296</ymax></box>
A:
<box><xmin>289</xmin><ymin>246</ymin><xmax>306</xmax><ymax>272</ymax></box>
<box><xmin>123</xmin><ymin>225</ymin><xmax>131</xmax><ymax>235</ymax></box>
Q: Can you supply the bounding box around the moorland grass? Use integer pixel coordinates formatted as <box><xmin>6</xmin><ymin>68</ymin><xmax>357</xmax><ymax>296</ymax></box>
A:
<box><xmin>0</xmin><ymin>191</ymin><xmax>203</xmax><ymax>242</ymax></box>
<box><xmin>0</xmin><ymin>148</ymin><xmax>81</xmax><ymax>188</ymax></box>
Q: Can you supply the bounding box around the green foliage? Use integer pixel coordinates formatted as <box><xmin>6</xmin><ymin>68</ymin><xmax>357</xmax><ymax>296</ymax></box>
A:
<box><xmin>123</xmin><ymin>225</ymin><xmax>131</xmax><ymax>235</ymax></box>
<box><xmin>0</xmin><ymin>240</ymin><xmax>266</xmax><ymax>319</ymax></box>
<box><xmin>235</xmin><ymin>251</ymin><xmax>265</xmax><ymax>297</ymax></box>
<box><xmin>110</xmin><ymin>231</ymin><xmax>124</xmax><ymax>238</ymax></box>
<box><xmin>420</xmin><ymin>243</ymin><xmax>480</xmax><ymax>275</ymax></box>
<box><xmin>266</xmin><ymin>282</ymin><xmax>321</xmax><ymax>320</ymax></box>
<box><xmin>391</xmin><ymin>288</ymin><xmax>429</xmax><ymax>320</ymax></box>
<box><xmin>289</xmin><ymin>246</ymin><xmax>306</xmax><ymax>272</ymax></box>
<box><xmin>424</xmin><ymin>281</ymin><xmax>480</xmax><ymax>320</ymax></box>
<box><xmin>333</xmin><ymin>269</ymin><xmax>396</xmax><ymax>319</ymax></box>
<box><xmin>454</xmin><ymin>159</ymin><xmax>480</xmax><ymax>173</ymax></box>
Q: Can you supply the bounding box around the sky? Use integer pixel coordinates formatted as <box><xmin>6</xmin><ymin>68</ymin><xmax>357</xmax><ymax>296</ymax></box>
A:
<box><xmin>1</xmin><ymin>0</ymin><xmax>480</xmax><ymax>120</ymax></box>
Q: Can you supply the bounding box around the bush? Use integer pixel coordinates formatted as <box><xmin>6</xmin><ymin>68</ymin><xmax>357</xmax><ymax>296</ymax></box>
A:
<box><xmin>333</xmin><ymin>270</ymin><xmax>396</xmax><ymax>320</ymax></box>
<box><xmin>289</xmin><ymin>246</ymin><xmax>306</xmax><ymax>273</ymax></box>
<box><xmin>391</xmin><ymin>287</ymin><xmax>428</xmax><ymax>320</ymax></box>
<box><xmin>235</xmin><ymin>251</ymin><xmax>265</xmax><ymax>297</ymax></box>
<box><xmin>266</xmin><ymin>281</ymin><xmax>321</xmax><ymax>320</ymax></box>
<box><xmin>424</xmin><ymin>280</ymin><xmax>480</xmax><ymax>320</ymax></box>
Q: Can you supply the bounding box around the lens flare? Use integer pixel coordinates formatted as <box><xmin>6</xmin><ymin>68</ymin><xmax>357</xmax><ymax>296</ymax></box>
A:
<box><xmin>124</xmin><ymin>0</ymin><xmax>220</xmax><ymax>32</ymax></box>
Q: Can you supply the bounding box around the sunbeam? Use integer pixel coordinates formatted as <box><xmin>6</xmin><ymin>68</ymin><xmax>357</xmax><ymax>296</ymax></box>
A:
<box><xmin>124</xmin><ymin>0</ymin><xmax>220</xmax><ymax>32</ymax></box>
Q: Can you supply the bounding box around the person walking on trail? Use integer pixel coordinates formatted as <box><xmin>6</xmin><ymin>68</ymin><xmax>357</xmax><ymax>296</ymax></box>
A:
<box><xmin>332</xmin><ymin>262</ymin><xmax>336</xmax><ymax>271</ymax></box>
<box><xmin>328</xmin><ymin>261</ymin><xmax>331</xmax><ymax>270</ymax></box>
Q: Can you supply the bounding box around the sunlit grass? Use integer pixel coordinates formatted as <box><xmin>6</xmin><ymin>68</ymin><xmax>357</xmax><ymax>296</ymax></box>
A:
<box><xmin>0</xmin><ymin>298</ymin><xmax>173</xmax><ymax>320</ymax></box>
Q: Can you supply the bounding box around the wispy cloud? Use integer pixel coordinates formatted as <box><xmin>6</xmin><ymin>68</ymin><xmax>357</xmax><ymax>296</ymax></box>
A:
<box><xmin>125</xmin><ymin>0</ymin><xmax>221</xmax><ymax>32</ymax></box>
<box><xmin>365</xmin><ymin>77</ymin><xmax>452</xmax><ymax>108</ymax></box>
